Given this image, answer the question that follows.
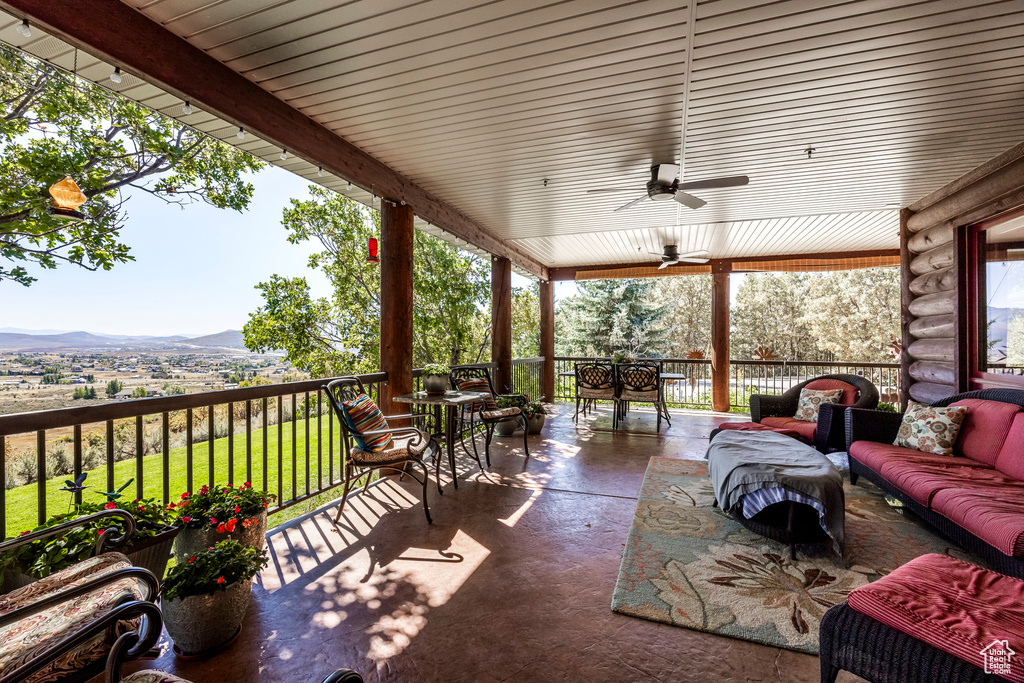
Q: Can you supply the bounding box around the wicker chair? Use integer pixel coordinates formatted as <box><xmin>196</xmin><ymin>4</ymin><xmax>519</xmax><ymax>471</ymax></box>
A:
<box><xmin>0</xmin><ymin>510</ymin><xmax>162</xmax><ymax>683</ymax></box>
<box><xmin>449</xmin><ymin>365</ymin><xmax>529</xmax><ymax>468</ymax></box>
<box><xmin>751</xmin><ymin>373</ymin><xmax>879</xmax><ymax>452</ymax></box>
<box><xmin>573</xmin><ymin>362</ymin><xmax>615</xmax><ymax>424</ymax></box>
<box><xmin>614</xmin><ymin>362</ymin><xmax>670</xmax><ymax>432</ymax></box>
<box><xmin>325</xmin><ymin>377</ymin><xmax>439</xmax><ymax>525</ymax></box>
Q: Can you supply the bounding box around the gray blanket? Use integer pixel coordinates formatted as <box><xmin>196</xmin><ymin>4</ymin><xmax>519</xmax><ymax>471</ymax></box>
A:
<box><xmin>707</xmin><ymin>430</ymin><xmax>845</xmax><ymax>555</ymax></box>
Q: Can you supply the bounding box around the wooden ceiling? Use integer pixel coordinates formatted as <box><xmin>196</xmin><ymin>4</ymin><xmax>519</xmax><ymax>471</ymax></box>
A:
<box><xmin>4</xmin><ymin>0</ymin><xmax>1024</xmax><ymax>272</ymax></box>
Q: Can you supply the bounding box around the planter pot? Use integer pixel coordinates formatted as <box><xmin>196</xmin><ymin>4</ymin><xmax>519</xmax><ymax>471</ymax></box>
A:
<box><xmin>162</xmin><ymin>578</ymin><xmax>253</xmax><ymax>657</ymax></box>
<box><xmin>526</xmin><ymin>414</ymin><xmax>545</xmax><ymax>434</ymax></box>
<box><xmin>174</xmin><ymin>511</ymin><xmax>267</xmax><ymax>564</ymax></box>
<box><xmin>493</xmin><ymin>417</ymin><xmax>517</xmax><ymax>437</ymax></box>
<box><xmin>423</xmin><ymin>374</ymin><xmax>449</xmax><ymax>395</ymax></box>
<box><xmin>1</xmin><ymin>526</ymin><xmax>179</xmax><ymax>593</ymax></box>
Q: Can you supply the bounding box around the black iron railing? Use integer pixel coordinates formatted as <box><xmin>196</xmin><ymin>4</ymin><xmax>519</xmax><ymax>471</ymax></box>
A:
<box><xmin>511</xmin><ymin>357</ymin><xmax>544</xmax><ymax>400</ymax></box>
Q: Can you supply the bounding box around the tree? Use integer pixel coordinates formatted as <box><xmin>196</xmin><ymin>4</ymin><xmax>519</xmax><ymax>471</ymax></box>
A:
<box><xmin>802</xmin><ymin>267</ymin><xmax>901</xmax><ymax>362</ymax></box>
<box><xmin>731</xmin><ymin>273</ymin><xmax>822</xmax><ymax>361</ymax></box>
<box><xmin>650</xmin><ymin>274</ymin><xmax>713</xmax><ymax>356</ymax></box>
<box><xmin>0</xmin><ymin>45</ymin><xmax>263</xmax><ymax>285</ymax></box>
<box><xmin>556</xmin><ymin>279</ymin><xmax>668</xmax><ymax>357</ymax></box>
<box><xmin>131</xmin><ymin>386</ymin><xmax>148</xmax><ymax>398</ymax></box>
<box><xmin>243</xmin><ymin>188</ymin><xmax>491</xmax><ymax>377</ymax></box>
<box><xmin>105</xmin><ymin>379</ymin><xmax>122</xmax><ymax>397</ymax></box>
<box><xmin>511</xmin><ymin>283</ymin><xmax>540</xmax><ymax>359</ymax></box>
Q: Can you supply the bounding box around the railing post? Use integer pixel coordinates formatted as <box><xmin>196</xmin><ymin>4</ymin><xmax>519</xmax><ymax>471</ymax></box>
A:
<box><xmin>492</xmin><ymin>256</ymin><xmax>513</xmax><ymax>394</ymax></box>
<box><xmin>380</xmin><ymin>201</ymin><xmax>415</xmax><ymax>421</ymax></box>
<box><xmin>540</xmin><ymin>279</ymin><xmax>555</xmax><ymax>402</ymax></box>
<box><xmin>711</xmin><ymin>266</ymin><xmax>731</xmax><ymax>412</ymax></box>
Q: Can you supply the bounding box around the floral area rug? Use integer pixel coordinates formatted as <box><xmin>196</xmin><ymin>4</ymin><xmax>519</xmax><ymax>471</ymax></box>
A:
<box><xmin>611</xmin><ymin>457</ymin><xmax>967</xmax><ymax>654</ymax></box>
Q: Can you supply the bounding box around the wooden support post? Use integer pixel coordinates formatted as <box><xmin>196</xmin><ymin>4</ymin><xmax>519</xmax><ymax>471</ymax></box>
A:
<box><xmin>540</xmin><ymin>279</ymin><xmax>555</xmax><ymax>402</ymax></box>
<box><xmin>380</xmin><ymin>202</ymin><xmax>414</xmax><ymax>421</ymax></box>
<box><xmin>492</xmin><ymin>257</ymin><xmax>513</xmax><ymax>394</ymax></box>
<box><xmin>711</xmin><ymin>267</ymin><xmax>731</xmax><ymax>412</ymax></box>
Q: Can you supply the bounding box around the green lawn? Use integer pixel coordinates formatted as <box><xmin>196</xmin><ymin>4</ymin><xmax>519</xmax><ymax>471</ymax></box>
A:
<box><xmin>4</xmin><ymin>416</ymin><xmax>351</xmax><ymax>536</ymax></box>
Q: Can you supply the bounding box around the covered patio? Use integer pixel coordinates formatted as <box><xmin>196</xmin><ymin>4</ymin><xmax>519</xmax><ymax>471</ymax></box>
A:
<box><xmin>3</xmin><ymin>1</ymin><xmax>1024</xmax><ymax>682</ymax></box>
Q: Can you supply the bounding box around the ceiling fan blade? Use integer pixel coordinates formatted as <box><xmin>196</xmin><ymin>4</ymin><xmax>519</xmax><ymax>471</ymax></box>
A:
<box><xmin>676</xmin><ymin>249</ymin><xmax>710</xmax><ymax>259</ymax></box>
<box><xmin>676</xmin><ymin>175</ymin><xmax>749</xmax><ymax>191</ymax></box>
<box><xmin>586</xmin><ymin>188</ymin><xmax>640</xmax><ymax>193</ymax></box>
<box><xmin>614</xmin><ymin>195</ymin><xmax>649</xmax><ymax>212</ymax></box>
<box><xmin>654</xmin><ymin>163</ymin><xmax>680</xmax><ymax>184</ymax></box>
<box><xmin>678</xmin><ymin>258</ymin><xmax>710</xmax><ymax>264</ymax></box>
<box><xmin>657</xmin><ymin>259</ymin><xmax>676</xmax><ymax>270</ymax></box>
<box><xmin>674</xmin><ymin>192</ymin><xmax>707</xmax><ymax>210</ymax></box>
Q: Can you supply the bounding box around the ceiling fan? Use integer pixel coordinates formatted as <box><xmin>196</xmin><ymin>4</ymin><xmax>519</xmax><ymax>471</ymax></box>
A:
<box><xmin>588</xmin><ymin>163</ymin><xmax>748</xmax><ymax>212</ymax></box>
<box><xmin>650</xmin><ymin>245</ymin><xmax>709</xmax><ymax>269</ymax></box>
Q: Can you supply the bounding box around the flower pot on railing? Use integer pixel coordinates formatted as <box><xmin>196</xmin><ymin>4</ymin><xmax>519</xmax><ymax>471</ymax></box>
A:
<box><xmin>163</xmin><ymin>577</ymin><xmax>254</xmax><ymax>656</ymax></box>
<box><xmin>174</xmin><ymin>511</ymin><xmax>267</xmax><ymax>564</ymax></box>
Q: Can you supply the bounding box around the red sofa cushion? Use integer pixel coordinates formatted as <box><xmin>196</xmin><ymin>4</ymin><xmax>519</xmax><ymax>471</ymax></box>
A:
<box><xmin>995</xmin><ymin>413</ymin><xmax>1024</xmax><ymax>482</ymax></box>
<box><xmin>847</xmin><ymin>553</ymin><xmax>1024</xmax><ymax>682</ymax></box>
<box><xmin>717</xmin><ymin>421</ymin><xmax>806</xmax><ymax>442</ymax></box>
<box><xmin>950</xmin><ymin>398</ymin><xmax>1021</xmax><ymax>466</ymax></box>
<box><xmin>760</xmin><ymin>417</ymin><xmax>816</xmax><ymax>442</ymax></box>
<box><xmin>805</xmin><ymin>379</ymin><xmax>858</xmax><ymax>406</ymax></box>
<box><xmin>848</xmin><ymin>441</ymin><xmax>991</xmax><ymax>506</ymax></box>
<box><xmin>930</xmin><ymin>477</ymin><xmax>1024</xmax><ymax>557</ymax></box>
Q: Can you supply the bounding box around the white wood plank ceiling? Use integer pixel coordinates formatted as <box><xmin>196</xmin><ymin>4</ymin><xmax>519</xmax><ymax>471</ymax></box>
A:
<box><xmin>6</xmin><ymin>0</ymin><xmax>1024</xmax><ymax>271</ymax></box>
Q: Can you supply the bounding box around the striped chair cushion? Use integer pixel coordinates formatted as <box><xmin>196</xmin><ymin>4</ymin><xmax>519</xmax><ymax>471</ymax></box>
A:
<box><xmin>341</xmin><ymin>394</ymin><xmax>394</xmax><ymax>452</ymax></box>
<box><xmin>455</xmin><ymin>376</ymin><xmax>497</xmax><ymax>410</ymax></box>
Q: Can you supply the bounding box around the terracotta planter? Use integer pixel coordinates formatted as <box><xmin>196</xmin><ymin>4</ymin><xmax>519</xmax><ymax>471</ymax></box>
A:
<box><xmin>526</xmin><ymin>414</ymin><xmax>545</xmax><ymax>434</ymax></box>
<box><xmin>174</xmin><ymin>511</ymin><xmax>267</xmax><ymax>564</ymax></box>
<box><xmin>162</xmin><ymin>578</ymin><xmax>253</xmax><ymax>656</ymax></box>
<box><xmin>423</xmin><ymin>374</ymin><xmax>449</xmax><ymax>395</ymax></box>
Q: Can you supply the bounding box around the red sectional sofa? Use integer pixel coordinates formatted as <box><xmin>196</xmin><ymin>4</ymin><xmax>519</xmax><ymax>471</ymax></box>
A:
<box><xmin>750</xmin><ymin>373</ymin><xmax>880</xmax><ymax>452</ymax></box>
<box><xmin>846</xmin><ymin>388</ymin><xmax>1024</xmax><ymax>578</ymax></box>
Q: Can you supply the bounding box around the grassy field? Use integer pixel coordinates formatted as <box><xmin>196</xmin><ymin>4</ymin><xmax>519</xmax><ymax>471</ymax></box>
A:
<box><xmin>3</xmin><ymin>416</ymin><xmax>353</xmax><ymax>537</ymax></box>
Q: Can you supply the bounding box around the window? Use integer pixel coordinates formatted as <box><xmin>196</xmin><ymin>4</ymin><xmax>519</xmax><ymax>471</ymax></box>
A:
<box><xmin>976</xmin><ymin>212</ymin><xmax>1024</xmax><ymax>383</ymax></box>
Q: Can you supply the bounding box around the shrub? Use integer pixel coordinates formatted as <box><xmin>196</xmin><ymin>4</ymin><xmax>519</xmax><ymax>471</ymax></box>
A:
<box><xmin>14</xmin><ymin>452</ymin><xmax>36</xmax><ymax>484</ymax></box>
<box><xmin>162</xmin><ymin>540</ymin><xmax>268</xmax><ymax>602</ymax></box>
<box><xmin>46</xmin><ymin>445</ymin><xmax>73</xmax><ymax>477</ymax></box>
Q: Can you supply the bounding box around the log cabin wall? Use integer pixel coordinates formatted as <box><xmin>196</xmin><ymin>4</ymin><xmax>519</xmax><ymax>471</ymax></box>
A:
<box><xmin>902</xmin><ymin>141</ymin><xmax>1024</xmax><ymax>405</ymax></box>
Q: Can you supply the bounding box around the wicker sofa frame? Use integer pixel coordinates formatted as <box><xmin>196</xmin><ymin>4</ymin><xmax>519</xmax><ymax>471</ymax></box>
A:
<box><xmin>819</xmin><ymin>602</ymin><xmax>1000</xmax><ymax>683</ymax></box>
<box><xmin>751</xmin><ymin>373</ymin><xmax>880</xmax><ymax>452</ymax></box>
<box><xmin>845</xmin><ymin>388</ymin><xmax>1024</xmax><ymax>579</ymax></box>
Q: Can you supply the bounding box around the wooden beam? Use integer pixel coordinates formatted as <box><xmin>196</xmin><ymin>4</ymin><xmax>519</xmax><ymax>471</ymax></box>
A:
<box><xmin>907</xmin><ymin>157</ymin><xmax>1024</xmax><ymax>233</ymax></box>
<box><xmin>909</xmin><ymin>140</ymin><xmax>1024</xmax><ymax>213</ymax></box>
<box><xmin>549</xmin><ymin>248</ymin><xmax>901</xmax><ymax>280</ymax></box>
<box><xmin>899</xmin><ymin>208</ymin><xmax>913</xmax><ymax>410</ymax></box>
<box><xmin>491</xmin><ymin>257</ymin><xmax>513</xmax><ymax>394</ymax></box>
<box><xmin>540</xmin><ymin>280</ymin><xmax>554</xmax><ymax>403</ymax></box>
<box><xmin>711</xmin><ymin>266</ymin><xmax>731</xmax><ymax>413</ymax></box>
<box><xmin>2</xmin><ymin>0</ymin><xmax>547</xmax><ymax>280</ymax></box>
<box><xmin>380</xmin><ymin>203</ymin><xmax>414</xmax><ymax>420</ymax></box>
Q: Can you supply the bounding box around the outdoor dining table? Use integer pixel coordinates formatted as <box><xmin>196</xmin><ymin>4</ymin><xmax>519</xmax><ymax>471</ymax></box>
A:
<box><xmin>558</xmin><ymin>371</ymin><xmax>688</xmax><ymax>381</ymax></box>
<box><xmin>392</xmin><ymin>390</ymin><xmax>489</xmax><ymax>490</ymax></box>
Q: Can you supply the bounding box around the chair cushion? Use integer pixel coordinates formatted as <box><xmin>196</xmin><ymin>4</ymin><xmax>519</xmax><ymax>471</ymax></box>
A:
<box><xmin>619</xmin><ymin>389</ymin><xmax>658</xmax><ymax>402</ymax></box>
<box><xmin>950</xmin><ymin>398</ymin><xmax>1022</xmax><ymax>466</ymax></box>
<box><xmin>930</xmin><ymin>477</ymin><xmax>1024</xmax><ymax>557</ymax></box>
<box><xmin>341</xmin><ymin>393</ymin><xmax>393</xmax><ymax>452</ymax></box>
<box><xmin>481</xmin><ymin>407</ymin><xmax>521</xmax><ymax>420</ymax></box>
<box><xmin>805</xmin><ymin>379</ymin><xmax>859</xmax><ymax>406</ymax></box>
<box><xmin>848</xmin><ymin>441</ymin><xmax>991</xmax><ymax>506</ymax></box>
<box><xmin>847</xmin><ymin>553</ymin><xmax>1024</xmax><ymax>682</ymax></box>
<box><xmin>121</xmin><ymin>672</ymin><xmax>195</xmax><ymax>683</ymax></box>
<box><xmin>893</xmin><ymin>400</ymin><xmax>967</xmax><ymax>455</ymax></box>
<box><xmin>793</xmin><ymin>387</ymin><xmax>843</xmax><ymax>422</ymax></box>
<box><xmin>995</xmin><ymin>413</ymin><xmax>1024</xmax><ymax>482</ymax></box>
<box><xmin>578</xmin><ymin>387</ymin><xmax>614</xmax><ymax>400</ymax></box>
<box><xmin>760</xmin><ymin>417</ymin><xmax>816</xmax><ymax>443</ymax></box>
<box><xmin>455</xmin><ymin>376</ymin><xmax>497</xmax><ymax>410</ymax></box>
<box><xmin>0</xmin><ymin>553</ymin><xmax>141</xmax><ymax>683</ymax></box>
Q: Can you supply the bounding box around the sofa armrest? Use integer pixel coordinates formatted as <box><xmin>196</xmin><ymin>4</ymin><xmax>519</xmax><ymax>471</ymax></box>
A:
<box><xmin>815</xmin><ymin>403</ymin><xmax>847</xmax><ymax>453</ymax></box>
<box><xmin>750</xmin><ymin>393</ymin><xmax>797</xmax><ymax>422</ymax></box>
<box><xmin>845</xmin><ymin>408</ymin><xmax>904</xmax><ymax>451</ymax></box>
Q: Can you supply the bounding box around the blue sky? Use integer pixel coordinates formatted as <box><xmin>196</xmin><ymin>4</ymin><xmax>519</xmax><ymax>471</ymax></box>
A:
<box><xmin>1</xmin><ymin>165</ymin><xmax>537</xmax><ymax>337</ymax></box>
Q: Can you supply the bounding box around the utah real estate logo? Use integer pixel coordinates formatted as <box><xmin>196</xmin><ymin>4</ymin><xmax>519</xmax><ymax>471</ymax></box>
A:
<box><xmin>981</xmin><ymin>639</ymin><xmax>1015</xmax><ymax>676</ymax></box>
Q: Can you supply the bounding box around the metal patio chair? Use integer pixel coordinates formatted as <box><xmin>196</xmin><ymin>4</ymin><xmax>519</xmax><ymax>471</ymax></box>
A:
<box><xmin>449</xmin><ymin>365</ymin><xmax>529</xmax><ymax>468</ymax></box>
<box><xmin>574</xmin><ymin>362</ymin><xmax>615</xmax><ymax>424</ymax></box>
<box><xmin>614</xmin><ymin>361</ymin><xmax>670</xmax><ymax>432</ymax></box>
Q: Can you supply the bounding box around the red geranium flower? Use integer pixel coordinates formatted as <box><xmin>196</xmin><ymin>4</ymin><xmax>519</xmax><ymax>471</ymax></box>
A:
<box><xmin>217</xmin><ymin>576</ymin><xmax>225</xmax><ymax>584</ymax></box>
<box><xmin>188</xmin><ymin>556</ymin><xmax>196</xmax><ymax>563</ymax></box>
<box><xmin>104</xmin><ymin>501</ymin><xmax>117</xmax><ymax>510</ymax></box>
<box><xmin>182</xmin><ymin>516</ymin><xmax>191</xmax><ymax>523</ymax></box>
<box><xmin>216</xmin><ymin>523</ymin><xmax>227</xmax><ymax>533</ymax></box>
<box><xmin>234</xmin><ymin>505</ymin><xmax>241</xmax><ymax>513</ymax></box>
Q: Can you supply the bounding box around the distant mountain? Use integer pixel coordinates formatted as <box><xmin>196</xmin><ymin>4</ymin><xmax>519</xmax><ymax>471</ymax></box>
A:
<box><xmin>0</xmin><ymin>331</ymin><xmax>115</xmax><ymax>350</ymax></box>
<box><xmin>182</xmin><ymin>330</ymin><xmax>246</xmax><ymax>349</ymax></box>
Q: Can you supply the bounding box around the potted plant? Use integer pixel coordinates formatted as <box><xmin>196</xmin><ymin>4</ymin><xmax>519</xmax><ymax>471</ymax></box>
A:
<box><xmin>161</xmin><ymin>539</ymin><xmax>269</xmax><ymax>656</ymax></box>
<box><xmin>173</xmin><ymin>482</ymin><xmax>275</xmax><ymax>563</ymax></box>
<box><xmin>611</xmin><ymin>350</ymin><xmax>634</xmax><ymax>364</ymax></box>
<box><xmin>0</xmin><ymin>496</ymin><xmax>177</xmax><ymax>591</ymax></box>
<box><xmin>523</xmin><ymin>401</ymin><xmax>547</xmax><ymax>434</ymax></box>
<box><xmin>493</xmin><ymin>396</ymin><xmax>520</xmax><ymax>437</ymax></box>
<box><xmin>422</xmin><ymin>363</ymin><xmax>450</xmax><ymax>395</ymax></box>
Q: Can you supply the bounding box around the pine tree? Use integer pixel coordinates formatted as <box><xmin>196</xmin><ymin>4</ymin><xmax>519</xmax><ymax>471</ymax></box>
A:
<box><xmin>556</xmin><ymin>279</ymin><xmax>668</xmax><ymax>356</ymax></box>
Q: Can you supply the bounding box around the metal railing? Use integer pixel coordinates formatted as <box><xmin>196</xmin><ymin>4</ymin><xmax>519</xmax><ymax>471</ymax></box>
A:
<box><xmin>511</xmin><ymin>357</ymin><xmax>544</xmax><ymax>399</ymax></box>
<box><xmin>553</xmin><ymin>356</ymin><xmax>902</xmax><ymax>410</ymax></box>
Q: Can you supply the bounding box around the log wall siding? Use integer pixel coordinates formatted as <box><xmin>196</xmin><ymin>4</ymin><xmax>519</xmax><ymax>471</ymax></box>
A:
<box><xmin>901</xmin><ymin>140</ymin><xmax>1024</xmax><ymax>404</ymax></box>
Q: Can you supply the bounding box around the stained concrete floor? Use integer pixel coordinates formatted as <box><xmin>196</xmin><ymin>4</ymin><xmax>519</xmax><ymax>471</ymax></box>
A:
<box><xmin>124</xmin><ymin>405</ymin><xmax>868</xmax><ymax>683</ymax></box>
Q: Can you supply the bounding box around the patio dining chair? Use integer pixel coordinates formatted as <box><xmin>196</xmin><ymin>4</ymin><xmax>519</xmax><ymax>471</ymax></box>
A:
<box><xmin>574</xmin><ymin>362</ymin><xmax>615</xmax><ymax>424</ymax></box>
<box><xmin>449</xmin><ymin>365</ymin><xmax>529</xmax><ymax>468</ymax></box>
<box><xmin>325</xmin><ymin>377</ymin><xmax>439</xmax><ymax>525</ymax></box>
<box><xmin>614</xmin><ymin>361</ymin><xmax>670</xmax><ymax>432</ymax></box>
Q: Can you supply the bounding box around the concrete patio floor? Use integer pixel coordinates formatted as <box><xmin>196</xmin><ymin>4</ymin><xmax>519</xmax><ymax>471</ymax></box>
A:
<box><xmin>123</xmin><ymin>405</ymin><xmax>869</xmax><ymax>683</ymax></box>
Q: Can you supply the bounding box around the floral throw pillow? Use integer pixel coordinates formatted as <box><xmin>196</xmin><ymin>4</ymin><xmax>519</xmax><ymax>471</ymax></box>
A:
<box><xmin>793</xmin><ymin>388</ymin><xmax>844</xmax><ymax>422</ymax></box>
<box><xmin>894</xmin><ymin>401</ymin><xmax>968</xmax><ymax>455</ymax></box>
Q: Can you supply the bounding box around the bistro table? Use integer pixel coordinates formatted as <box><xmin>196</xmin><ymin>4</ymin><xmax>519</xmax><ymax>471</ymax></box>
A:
<box><xmin>392</xmin><ymin>390</ymin><xmax>489</xmax><ymax>490</ymax></box>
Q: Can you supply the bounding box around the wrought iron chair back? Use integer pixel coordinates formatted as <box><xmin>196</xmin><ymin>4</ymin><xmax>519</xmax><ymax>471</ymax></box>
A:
<box><xmin>576</xmin><ymin>362</ymin><xmax>613</xmax><ymax>390</ymax></box>
<box><xmin>448</xmin><ymin>364</ymin><xmax>497</xmax><ymax>396</ymax></box>
<box><xmin>617</xmin><ymin>362</ymin><xmax>660</xmax><ymax>393</ymax></box>
<box><xmin>448</xmin><ymin>364</ymin><xmax>531</xmax><ymax>464</ymax></box>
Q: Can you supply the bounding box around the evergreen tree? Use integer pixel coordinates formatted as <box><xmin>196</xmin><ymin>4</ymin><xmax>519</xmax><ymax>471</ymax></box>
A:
<box><xmin>556</xmin><ymin>279</ymin><xmax>668</xmax><ymax>357</ymax></box>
